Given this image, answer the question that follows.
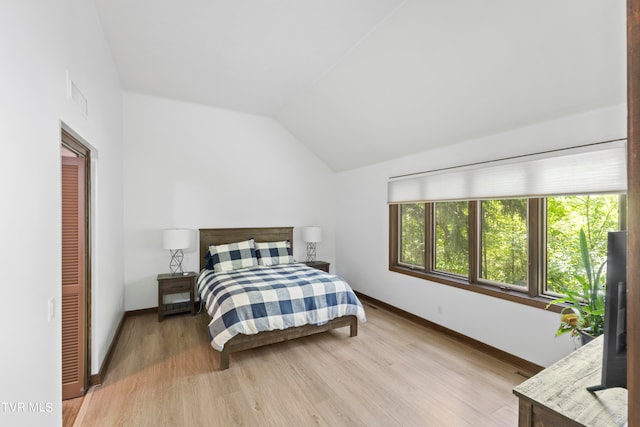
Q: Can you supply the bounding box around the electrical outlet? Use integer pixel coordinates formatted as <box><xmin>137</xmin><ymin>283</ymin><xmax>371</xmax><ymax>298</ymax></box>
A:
<box><xmin>437</xmin><ymin>305</ymin><xmax>443</xmax><ymax>315</ymax></box>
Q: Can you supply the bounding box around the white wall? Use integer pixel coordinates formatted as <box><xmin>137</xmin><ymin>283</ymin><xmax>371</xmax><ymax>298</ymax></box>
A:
<box><xmin>0</xmin><ymin>1</ymin><xmax>123</xmax><ymax>426</ymax></box>
<box><xmin>335</xmin><ymin>104</ymin><xmax>627</xmax><ymax>368</ymax></box>
<box><xmin>123</xmin><ymin>93</ymin><xmax>336</xmax><ymax>310</ymax></box>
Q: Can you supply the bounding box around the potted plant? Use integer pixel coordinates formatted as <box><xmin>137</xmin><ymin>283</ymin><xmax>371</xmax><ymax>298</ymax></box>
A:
<box><xmin>546</xmin><ymin>228</ymin><xmax>606</xmax><ymax>345</ymax></box>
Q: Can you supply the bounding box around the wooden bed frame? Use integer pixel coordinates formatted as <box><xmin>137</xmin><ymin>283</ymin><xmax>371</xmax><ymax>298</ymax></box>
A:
<box><xmin>199</xmin><ymin>227</ymin><xmax>358</xmax><ymax>370</ymax></box>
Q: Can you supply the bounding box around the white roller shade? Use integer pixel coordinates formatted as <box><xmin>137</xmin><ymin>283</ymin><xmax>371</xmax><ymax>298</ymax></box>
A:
<box><xmin>388</xmin><ymin>140</ymin><xmax>627</xmax><ymax>203</ymax></box>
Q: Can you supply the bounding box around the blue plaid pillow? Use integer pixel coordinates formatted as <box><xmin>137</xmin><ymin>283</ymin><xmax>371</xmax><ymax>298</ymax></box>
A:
<box><xmin>255</xmin><ymin>240</ymin><xmax>294</xmax><ymax>266</ymax></box>
<box><xmin>209</xmin><ymin>239</ymin><xmax>258</xmax><ymax>273</ymax></box>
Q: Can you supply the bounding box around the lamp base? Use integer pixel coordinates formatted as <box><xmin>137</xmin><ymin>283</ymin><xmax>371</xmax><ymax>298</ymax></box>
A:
<box><xmin>305</xmin><ymin>242</ymin><xmax>317</xmax><ymax>262</ymax></box>
<box><xmin>169</xmin><ymin>249</ymin><xmax>184</xmax><ymax>274</ymax></box>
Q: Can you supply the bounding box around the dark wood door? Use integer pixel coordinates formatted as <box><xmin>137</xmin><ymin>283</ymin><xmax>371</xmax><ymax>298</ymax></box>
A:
<box><xmin>61</xmin><ymin>155</ymin><xmax>86</xmax><ymax>399</ymax></box>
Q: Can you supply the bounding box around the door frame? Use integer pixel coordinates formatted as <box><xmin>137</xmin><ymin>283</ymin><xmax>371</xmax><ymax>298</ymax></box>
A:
<box><xmin>61</xmin><ymin>128</ymin><xmax>92</xmax><ymax>397</ymax></box>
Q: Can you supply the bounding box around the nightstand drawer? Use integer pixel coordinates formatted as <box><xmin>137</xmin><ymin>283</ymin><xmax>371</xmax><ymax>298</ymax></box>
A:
<box><xmin>160</xmin><ymin>279</ymin><xmax>192</xmax><ymax>292</ymax></box>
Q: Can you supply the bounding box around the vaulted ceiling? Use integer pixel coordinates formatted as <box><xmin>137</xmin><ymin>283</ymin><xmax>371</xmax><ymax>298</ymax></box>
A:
<box><xmin>95</xmin><ymin>0</ymin><xmax>626</xmax><ymax>171</ymax></box>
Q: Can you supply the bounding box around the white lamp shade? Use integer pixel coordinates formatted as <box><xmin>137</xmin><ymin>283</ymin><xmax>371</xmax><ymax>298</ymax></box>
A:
<box><xmin>302</xmin><ymin>226</ymin><xmax>322</xmax><ymax>243</ymax></box>
<box><xmin>162</xmin><ymin>229</ymin><xmax>191</xmax><ymax>250</ymax></box>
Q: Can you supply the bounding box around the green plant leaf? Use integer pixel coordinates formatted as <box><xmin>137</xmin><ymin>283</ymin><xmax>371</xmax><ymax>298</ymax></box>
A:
<box><xmin>555</xmin><ymin>328</ymin><xmax>573</xmax><ymax>337</ymax></box>
<box><xmin>579</xmin><ymin>228</ymin><xmax>593</xmax><ymax>289</ymax></box>
<box><xmin>546</xmin><ymin>227</ymin><xmax>607</xmax><ymax>338</ymax></box>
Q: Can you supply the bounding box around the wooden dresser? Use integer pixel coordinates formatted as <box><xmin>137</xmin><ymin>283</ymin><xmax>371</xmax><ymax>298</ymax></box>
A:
<box><xmin>513</xmin><ymin>337</ymin><xmax>628</xmax><ymax>426</ymax></box>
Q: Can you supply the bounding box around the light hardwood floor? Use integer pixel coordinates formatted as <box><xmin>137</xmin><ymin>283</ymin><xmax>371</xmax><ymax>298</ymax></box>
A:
<box><xmin>63</xmin><ymin>396</ymin><xmax>83</xmax><ymax>427</ymax></box>
<box><xmin>71</xmin><ymin>301</ymin><xmax>527</xmax><ymax>426</ymax></box>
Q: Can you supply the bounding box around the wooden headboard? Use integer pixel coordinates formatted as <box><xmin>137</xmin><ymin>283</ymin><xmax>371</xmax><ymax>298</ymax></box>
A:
<box><xmin>199</xmin><ymin>227</ymin><xmax>294</xmax><ymax>270</ymax></box>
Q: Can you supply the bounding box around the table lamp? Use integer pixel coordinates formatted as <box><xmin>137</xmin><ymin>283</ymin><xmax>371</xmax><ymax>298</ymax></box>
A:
<box><xmin>302</xmin><ymin>226</ymin><xmax>321</xmax><ymax>262</ymax></box>
<box><xmin>162</xmin><ymin>228</ymin><xmax>191</xmax><ymax>274</ymax></box>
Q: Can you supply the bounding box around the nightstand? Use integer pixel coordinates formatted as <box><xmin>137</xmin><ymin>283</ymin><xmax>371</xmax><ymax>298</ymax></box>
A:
<box><xmin>157</xmin><ymin>272</ymin><xmax>196</xmax><ymax>322</ymax></box>
<box><xmin>303</xmin><ymin>261</ymin><xmax>330</xmax><ymax>273</ymax></box>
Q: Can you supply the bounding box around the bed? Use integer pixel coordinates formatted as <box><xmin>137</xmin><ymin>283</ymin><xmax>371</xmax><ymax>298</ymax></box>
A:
<box><xmin>197</xmin><ymin>227</ymin><xmax>366</xmax><ymax>369</ymax></box>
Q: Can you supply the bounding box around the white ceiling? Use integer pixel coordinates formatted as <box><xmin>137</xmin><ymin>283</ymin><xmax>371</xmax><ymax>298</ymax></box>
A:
<box><xmin>95</xmin><ymin>0</ymin><xmax>627</xmax><ymax>171</ymax></box>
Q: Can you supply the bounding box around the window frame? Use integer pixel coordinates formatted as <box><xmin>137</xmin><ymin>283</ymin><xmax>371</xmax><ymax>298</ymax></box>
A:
<box><xmin>476</xmin><ymin>199</ymin><xmax>529</xmax><ymax>291</ymax></box>
<box><xmin>432</xmin><ymin>201</ymin><xmax>470</xmax><ymax>278</ymax></box>
<box><xmin>389</xmin><ymin>195</ymin><xmax>625</xmax><ymax>311</ymax></box>
<box><xmin>397</xmin><ymin>203</ymin><xmax>427</xmax><ymax>270</ymax></box>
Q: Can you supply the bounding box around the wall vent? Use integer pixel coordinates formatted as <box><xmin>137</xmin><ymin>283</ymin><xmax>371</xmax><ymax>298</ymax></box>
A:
<box><xmin>66</xmin><ymin>71</ymin><xmax>89</xmax><ymax>117</ymax></box>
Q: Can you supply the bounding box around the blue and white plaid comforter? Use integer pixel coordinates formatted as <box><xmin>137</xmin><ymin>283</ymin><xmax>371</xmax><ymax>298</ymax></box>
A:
<box><xmin>197</xmin><ymin>263</ymin><xmax>366</xmax><ymax>351</ymax></box>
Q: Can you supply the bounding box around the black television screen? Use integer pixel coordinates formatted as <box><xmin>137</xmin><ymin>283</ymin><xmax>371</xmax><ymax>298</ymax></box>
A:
<box><xmin>588</xmin><ymin>231</ymin><xmax>627</xmax><ymax>392</ymax></box>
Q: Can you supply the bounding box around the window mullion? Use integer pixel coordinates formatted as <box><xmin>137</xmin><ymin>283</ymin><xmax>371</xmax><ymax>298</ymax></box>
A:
<box><xmin>389</xmin><ymin>204</ymin><xmax>399</xmax><ymax>268</ymax></box>
<box><xmin>468</xmin><ymin>200</ymin><xmax>478</xmax><ymax>283</ymax></box>
<box><xmin>425</xmin><ymin>203</ymin><xmax>433</xmax><ymax>271</ymax></box>
<box><xmin>619</xmin><ymin>194</ymin><xmax>627</xmax><ymax>230</ymax></box>
<box><xmin>528</xmin><ymin>198</ymin><xmax>544</xmax><ymax>298</ymax></box>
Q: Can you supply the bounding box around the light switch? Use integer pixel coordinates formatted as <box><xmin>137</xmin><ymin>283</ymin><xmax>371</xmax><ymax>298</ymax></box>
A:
<box><xmin>48</xmin><ymin>298</ymin><xmax>55</xmax><ymax>321</ymax></box>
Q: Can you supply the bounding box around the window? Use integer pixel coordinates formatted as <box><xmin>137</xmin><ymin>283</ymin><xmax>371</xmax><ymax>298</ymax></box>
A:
<box><xmin>434</xmin><ymin>202</ymin><xmax>468</xmax><ymax>276</ymax></box>
<box><xmin>390</xmin><ymin>194</ymin><xmax>625</xmax><ymax>308</ymax></box>
<box><xmin>399</xmin><ymin>203</ymin><xmax>425</xmax><ymax>268</ymax></box>
<box><xmin>546</xmin><ymin>195</ymin><xmax>622</xmax><ymax>295</ymax></box>
<box><xmin>388</xmin><ymin>141</ymin><xmax>627</xmax><ymax>308</ymax></box>
<box><xmin>480</xmin><ymin>199</ymin><xmax>528</xmax><ymax>288</ymax></box>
